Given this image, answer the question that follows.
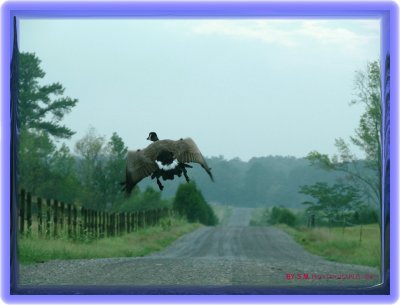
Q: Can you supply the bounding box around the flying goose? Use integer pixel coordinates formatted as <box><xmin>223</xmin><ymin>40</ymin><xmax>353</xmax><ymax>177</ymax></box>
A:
<box><xmin>122</xmin><ymin>132</ymin><xmax>214</xmax><ymax>196</ymax></box>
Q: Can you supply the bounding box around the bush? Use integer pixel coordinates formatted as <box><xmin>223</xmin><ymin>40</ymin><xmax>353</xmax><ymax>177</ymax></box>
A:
<box><xmin>268</xmin><ymin>206</ymin><xmax>297</xmax><ymax>227</ymax></box>
<box><xmin>173</xmin><ymin>182</ymin><xmax>218</xmax><ymax>226</ymax></box>
<box><xmin>352</xmin><ymin>207</ymin><xmax>379</xmax><ymax>224</ymax></box>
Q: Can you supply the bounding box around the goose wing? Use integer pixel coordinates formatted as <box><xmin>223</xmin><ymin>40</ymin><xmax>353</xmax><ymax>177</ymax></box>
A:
<box><xmin>174</xmin><ymin>138</ymin><xmax>214</xmax><ymax>181</ymax></box>
<box><xmin>126</xmin><ymin>150</ymin><xmax>159</xmax><ymax>188</ymax></box>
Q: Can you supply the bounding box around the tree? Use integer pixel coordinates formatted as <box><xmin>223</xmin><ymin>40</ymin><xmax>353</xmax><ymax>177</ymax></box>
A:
<box><xmin>18</xmin><ymin>129</ymin><xmax>55</xmax><ymax>195</ymax></box>
<box><xmin>74</xmin><ymin>127</ymin><xmax>106</xmax><ymax>209</ymax></box>
<box><xmin>307</xmin><ymin>61</ymin><xmax>382</xmax><ymax>209</ymax></box>
<box><xmin>268</xmin><ymin>206</ymin><xmax>297</xmax><ymax>227</ymax></box>
<box><xmin>19</xmin><ymin>52</ymin><xmax>78</xmax><ymax>139</ymax></box>
<box><xmin>299</xmin><ymin>182</ymin><xmax>362</xmax><ymax>227</ymax></box>
<box><xmin>173</xmin><ymin>182</ymin><xmax>218</xmax><ymax>225</ymax></box>
<box><xmin>18</xmin><ymin>52</ymin><xmax>78</xmax><ymax>196</ymax></box>
<box><xmin>74</xmin><ymin>128</ymin><xmax>129</xmax><ymax>209</ymax></box>
<box><xmin>103</xmin><ymin>132</ymin><xmax>128</xmax><ymax>205</ymax></box>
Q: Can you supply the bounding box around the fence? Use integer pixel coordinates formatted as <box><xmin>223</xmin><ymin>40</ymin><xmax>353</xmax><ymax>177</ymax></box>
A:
<box><xmin>17</xmin><ymin>189</ymin><xmax>172</xmax><ymax>239</ymax></box>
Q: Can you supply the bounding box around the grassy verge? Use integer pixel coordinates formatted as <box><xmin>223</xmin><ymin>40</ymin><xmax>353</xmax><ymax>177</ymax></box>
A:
<box><xmin>18</xmin><ymin>217</ymin><xmax>201</xmax><ymax>264</ymax></box>
<box><xmin>276</xmin><ymin>223</ymin><xmax>381</xmax><ymax>268</ymax></box>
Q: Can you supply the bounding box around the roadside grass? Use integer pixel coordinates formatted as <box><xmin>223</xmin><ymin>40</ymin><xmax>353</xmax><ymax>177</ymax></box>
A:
<box><xmin>276</xmin><ymin>223</ymin><xmax>381</xmax><ymax>268</ymax></box>
<box><xmin>18</xmin><ymin>217</ymin><xmax>201</xmax><ymax>264</ymax></box>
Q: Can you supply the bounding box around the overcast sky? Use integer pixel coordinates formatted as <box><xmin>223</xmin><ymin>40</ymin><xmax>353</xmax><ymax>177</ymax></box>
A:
<box><xmin>19</xmin><ymin>18</ymin><xmax>380</xmax><ymax>161</ymax></box>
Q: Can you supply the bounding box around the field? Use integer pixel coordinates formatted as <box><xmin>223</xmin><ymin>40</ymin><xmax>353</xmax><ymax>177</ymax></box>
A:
<box><xmin>276</xmin><ymin>223</ymin><xmax>381</xmax><ymax>268</ymax></box>
<box><xmin>18</xmin><ymin>217</ymin><xmax>200</xmax><ymax>264</ymax></box>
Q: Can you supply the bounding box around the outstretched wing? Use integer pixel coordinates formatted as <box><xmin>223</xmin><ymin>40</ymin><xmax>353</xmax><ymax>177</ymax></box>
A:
<box><xmin>174</xmin><ymin>138</ymin><xmax>214</xmax><ymax>181</ymax></box>
<box><xmin>125</xmin><ymin>150</ymin><xmax>158</xmax><ymax>194</ymax></box>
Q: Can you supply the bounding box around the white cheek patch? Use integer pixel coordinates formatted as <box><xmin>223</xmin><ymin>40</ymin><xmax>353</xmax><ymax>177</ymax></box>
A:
<box><xmin>155</xmin><ymin>159</ymin><xmax>179</xmax><ymax>170</ymax></box>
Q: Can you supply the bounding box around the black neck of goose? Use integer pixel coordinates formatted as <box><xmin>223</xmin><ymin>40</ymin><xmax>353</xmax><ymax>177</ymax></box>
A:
<box><xmin>151</xmin><ymin>135</ymin><xmax>159</xmax><ymax>142</ymax></box>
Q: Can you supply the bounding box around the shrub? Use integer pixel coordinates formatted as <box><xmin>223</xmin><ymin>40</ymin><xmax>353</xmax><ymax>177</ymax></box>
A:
<box><xmin>268</xmin><ymin>206</ymin><xmax>297</xmax><ymax>227</ymax></box>
<box><xmin>173</xmin><ymin>182</ymin><xmax>218</xmax><ymax>226</ymax></box>
<box><xmin>352</xmin><ymin>207</ymin><xmax>379</xmax><ymax>224</ymax></box>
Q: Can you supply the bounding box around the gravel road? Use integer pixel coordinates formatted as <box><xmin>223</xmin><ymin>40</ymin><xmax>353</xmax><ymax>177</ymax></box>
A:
<box><xmin>19</xmin><ymin>208</ymin><xmax>380</xmax><ymax>290</ymax></box>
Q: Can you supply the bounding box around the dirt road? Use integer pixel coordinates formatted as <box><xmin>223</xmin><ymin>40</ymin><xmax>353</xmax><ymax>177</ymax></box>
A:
<box><xmin>19</xmin><ymin>208</ymin><xmax>380</xmax><ymax>291</ymax></box>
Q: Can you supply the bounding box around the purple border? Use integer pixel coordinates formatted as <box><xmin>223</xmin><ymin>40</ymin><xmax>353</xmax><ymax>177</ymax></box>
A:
<box><xmin>1</xmin><ymin>0</ymin><xmax>398</xmax><ymax>303</ymax></box>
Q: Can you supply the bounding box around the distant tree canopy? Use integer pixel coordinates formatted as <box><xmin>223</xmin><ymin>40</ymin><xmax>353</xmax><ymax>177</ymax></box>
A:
<box><xmin>137</xmin><ymin>155</ymin><xmax>370</xmax><ymax>208</ymax></box>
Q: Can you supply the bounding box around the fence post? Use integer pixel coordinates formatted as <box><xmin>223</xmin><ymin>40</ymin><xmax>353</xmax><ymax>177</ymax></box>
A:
<box><xmin>73</xmin><ymin>205</ymin><xmax>77</xmax><ymax>238</ymax></box>
<box><xmin>19</xmin><ymin>189</ymin><xmax>26</xmax><ymax>235</ymax></box>
<box><xmin>98</xmin><ymin>211</ymin><xmax>102</xmax><ymax>237</ymax></box>
<box><xmin>127</xmin><ymin>212</ymin><xmax>131</xmax><ymax>233</ymax></box>
<box><xmin>103</xmin><ymin>212</ymin><xmax>106</xmax><ymax>238</ymax></box>
<box><xmin>46</xmin><ymin>199</ymin><xmax>51</xmax><ymax>238</ymax></box>
<box><xmin>67</xmin><ymin>204</ymin><xmax>72</xmax><ymax>238</ymax></box>
<box><xmin>106</xmin><ymin>212</ymin><xmax>109</xmax><ymax>237</ymax></box>
<box><xmin>82</xmin><ymin>208</ymin><xmax>87</xmax><ymax>235</ymax></box>
<box><xmin>87</xmin><ymin>209</ymin><xmax>91</xmax><ymax>236</ymax></box>
<box><xmin>60</xmin><ymin>202</ymin><xmax>65</xmax><ymax>233</ymax></box>
<box><xmin>53</xmin><ymin>200</ymin><xmax>59</xmax><ymax>238</ymax></box>
<box><xmin>26</xmin><ymin>192</ymin><xmax>32</xmax><ymax>235</ymax></box>
<box><xmin>37</xmin><ymin>197</ymin><xmax>42</xmax><ymax>237</ymax></box>
<box><xmin>79</xmin><ymin>207</ymin><xmax>84</xmax><ymax>238</ymax></box>
<box><xmin>94</xmin><ymin>210</ymin><xmax>98</xmax><ymax>238</ymax></box>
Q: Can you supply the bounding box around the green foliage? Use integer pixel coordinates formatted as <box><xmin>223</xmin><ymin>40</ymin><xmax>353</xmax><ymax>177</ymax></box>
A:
<box><xmin>18</xmin><ymin>52</ymin><xmax>81</xmax><ymax>202</ymax></box>
<box><xmin>352</xmin><ymin>207</ymin><xmax>379</xmax><ymax>225</ymax></box>
<box><xmin>19</xmin><ymin>52</ymin><xmax>78</xmax><ymax>139</ymax></box>
<box><xmin>74</xmin><ymin>127</ymin><xmax>127</xmax><ymax>209</ymax></box>
<box><xmin>173</xmin><ymin>182</ymin><xmax>218</xmax><ymax>226</ymax></box>
<box><xmin>139</xmin><ymin>155</ymin><xmax>358</xmax><ymax>208</ymax></box>
<box><xmin>112</xmin><ymin>187</ymin><xmax>171</xmax><ymax>212</ymax></box>
<box><xmin>268</xmin><ymin>207</ymin><xmax>297</xmax><ymax>227</ymax></box>
<box><xmin>299</xmin><ymin>182</ymin><xmax>363</xmax><ymax>226</ymax></box>
<box><xmin>306</xmin><ymin>61</ymin><xmax>382</xmax><ymax>209</ymax></box>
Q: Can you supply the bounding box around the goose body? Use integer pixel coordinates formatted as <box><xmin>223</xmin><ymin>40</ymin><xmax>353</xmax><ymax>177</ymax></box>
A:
<box><xmin>122</xmin><ymin>133</ymin><xmax>213</xmax><ymax>196</ymax></box>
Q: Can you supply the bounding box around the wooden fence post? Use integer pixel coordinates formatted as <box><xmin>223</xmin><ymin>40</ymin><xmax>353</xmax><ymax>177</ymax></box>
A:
<box><xmin>82</xmin><ymin>208</ymin><xmax>87</xmax><ymax>235</ymax></box>
<box><xmin>67</xmin><ymin>204</ymin><xmax>72</xmax><ymax>238</ymax></box>
<box><xmin>26</xmin><ymin>192</ymin><xmax>32</xmax><ymax>235</ymax></box>
<box><xmin>60</xmin><ymin>202</ymin><xmax>65</xmax><ymax>233</ymax></box>
<box><xmin>79</xmin><ymin>207</ymin><xmax>84</xmax><ymax>238</ymax></box>
<box><xmin>98</xmin><ymin>211</ymin><xmax>102</xmax><ymax>237</ymax></box>
<box><xmin>37</xmin><ymin>197</ymin><xmax>42</xmax><ymax>237</ymax></box>
<box><xmin>94</xmin><ymin>210</ymin><xmax>98</xmax><ymax>238</ymax></box>
<box><xmin>46</xmin><ymin>198</ymin><xmax>51</xmax><ymax>238</ymax></box>
<box><xmin>127</xmin><ymin>212</ymin><xmax>131</xmax><ymax>233</ymax></box>
<box><xmin>19</xmin><ymin>189</ymin><xmax>25</xmax><ymax>235</ymax></box>
<box><xmin>53</xmin><ymin>200</ymin><xmax>58</xmax><ymax>239</ymax></box>
<box><xmin>73</xmin><ymin>205</ymin><xmax>77</xmax><ymax>238</ymax></box>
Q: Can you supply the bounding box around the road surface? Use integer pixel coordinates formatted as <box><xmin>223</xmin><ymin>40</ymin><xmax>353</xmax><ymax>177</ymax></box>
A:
<box><xmin>19</xmin><ymin>208</ymin><xmax>380</xmax><ymax>291</ymax></box>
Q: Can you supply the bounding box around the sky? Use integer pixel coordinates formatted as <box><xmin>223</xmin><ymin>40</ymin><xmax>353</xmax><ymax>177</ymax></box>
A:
<box><xmin>19</xmin><ymin>18</ymin><xmax>380</xmax><ymax>161</ymax></box>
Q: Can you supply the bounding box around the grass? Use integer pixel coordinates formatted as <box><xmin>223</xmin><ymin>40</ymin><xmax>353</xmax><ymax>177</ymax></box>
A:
<box><xmin>276</xmin><ymin>223</ymin><xmax>381</xmax><ymax>268</ymax></box>
<box><xmin>18</xmin><ymin>217</ymin><xmax>201</xmax><ymax>264</ymax></box>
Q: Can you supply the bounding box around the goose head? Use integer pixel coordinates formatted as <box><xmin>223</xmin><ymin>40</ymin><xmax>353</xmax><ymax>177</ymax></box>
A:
<box><xmin>147</xmin><ymin>132</ymin><xmax>159</xmax><ymax>142</ymax></box>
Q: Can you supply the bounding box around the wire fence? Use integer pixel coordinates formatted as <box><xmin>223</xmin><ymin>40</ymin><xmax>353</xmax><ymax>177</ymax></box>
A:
<box><xmin>17</xmin><ymin>189</ymin><xmax>172</xmax><ymax>240</ymax></box>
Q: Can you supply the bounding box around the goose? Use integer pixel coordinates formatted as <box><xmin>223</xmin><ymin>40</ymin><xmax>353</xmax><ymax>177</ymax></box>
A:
<box><xmin>121</xmin><ymin>132</ymin><xmax>214</xmax><ymax>196</ymax></box>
